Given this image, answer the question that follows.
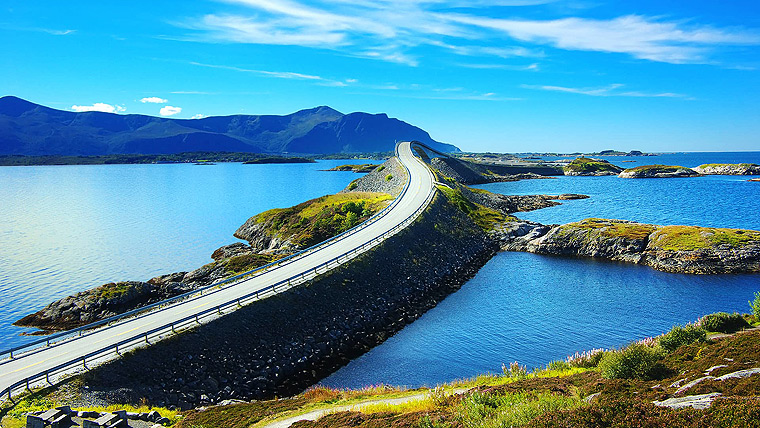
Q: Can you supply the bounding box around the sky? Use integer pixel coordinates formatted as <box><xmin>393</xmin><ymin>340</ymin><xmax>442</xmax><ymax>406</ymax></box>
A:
<box><xmin>2</xmin><ymin>1</ymin><xmax>759</xmax><ymax>153</ymax></box>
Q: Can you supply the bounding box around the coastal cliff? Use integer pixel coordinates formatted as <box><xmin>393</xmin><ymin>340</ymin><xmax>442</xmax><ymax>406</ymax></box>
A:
<box><xmin>502</xmin><ymin>218</ymin><xmax>760</xmax><ymax>274</ymax></box>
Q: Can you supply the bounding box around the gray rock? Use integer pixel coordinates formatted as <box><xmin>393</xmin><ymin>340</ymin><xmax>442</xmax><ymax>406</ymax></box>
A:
<box><xmin>715</xmin><ymin>368</ymin><xmax>760</xmax><ymax>381</ymax></box>
<box><xmin>653</xmin><ymin>393</ymin><xmax>721</xmax><ymax>410</ymax></box>
<box><xmin>675</xmin><ymin>376</ymin><xmax>715</xmax><ymax>394</ymax></box>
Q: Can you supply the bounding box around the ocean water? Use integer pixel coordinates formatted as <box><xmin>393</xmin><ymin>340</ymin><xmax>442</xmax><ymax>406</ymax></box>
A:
<box><xmin>321</xmin><ymin>151</ymin><xmax>760</xmax><ymax>388</ymax></box>
<box><xmin>0</xmin><ymin>160</ymin><xmax>375</xmax><ymax>349</ymax></box>
<box><xmin>1</xmin><ymin>152</ymin><xmax>759</xmax><ymax>390</ymax></box>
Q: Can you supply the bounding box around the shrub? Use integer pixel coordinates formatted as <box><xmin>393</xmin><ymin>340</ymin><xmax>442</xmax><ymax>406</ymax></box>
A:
<box><xmin>547</xmin><ymin>360</ymin><xmax>571</xmax><ymax>371</ymax></box>
<box><xmin>502</xmin><ymin>361</ymin><xmax>528</xmax><ymax>378</ymax></box>
<box><xmin>385</xmin><ymin>174</ymin><xmax>393</xmax><ymax>181</ymax></box>
<box><xmin>598</xmin><ymin>343</ymin><xmax>666</xmax><ymax>380</ymax></box>
<box><xmin>659</xmin><ymin>324</ymin><xmax>706</xmax><ymax>352</ymax></box>
<box><xmin>347</xmin><ymin>181</ymin><xmax>358</xmax><ymax>190</ymax></box>
<box><xmin>566</xmin><ymin>349</ymin><xmax>606</xmax><ymax>368</ymax></box>
<box><xmin>750</xmin><ymin>292</ymin><xmax>760</xmax><ymax>320</ymax></box>
<box><xmin>700</xmin><ymin>312</ymin><xmax>749</xmax><ymax>333</ymax></box>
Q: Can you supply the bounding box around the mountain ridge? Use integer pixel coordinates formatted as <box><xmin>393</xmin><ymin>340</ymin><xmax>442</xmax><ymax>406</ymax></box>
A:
<box><xmin>0</xmin><ymin>96</ymin><xmax>459</xmax><ymax>155</ymax></box>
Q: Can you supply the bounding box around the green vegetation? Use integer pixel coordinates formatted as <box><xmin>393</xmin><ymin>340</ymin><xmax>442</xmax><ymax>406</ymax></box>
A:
<box><xmin>253</xmin><ymin>192</ymin><xmax>393</xmax><ymax>248</ymax></box>
<box><xmin>597</xmin><ymin>343</ymin><xmax>667</xmax><ymax>380</ymax></box>
<box><xmin>224</xmin><ymin>253</ymin><xmax>281</xmax><ymax>275</ymax></box>
<box><xmin>700</xmin><ymin>312</ymin><xmax>749</xmax><ymax>333</ymax></box>
<box><xmin>697</xmin><ymin>163</ymin><xmax>756</xmax><ymax>169</ymax></box>
<box><xmin>326</xmin><ymin>164</ymin><xmax>378</xmax><ymax>173</ymax></box>
<box><xmin>649</xmin><ymin>225</ymin><xmax>760</xmax><ymax>251</ymax></box>
<box><xmin>385</xmin><ymin>174</ymin><xmax>393</xmax><ymax>181</ymax></box>
<box><xmin>346</xmin><ymin>181</ymin><xmax>358</xmax><ymax>191</ymax></box>
<box><xmin>751</xmin><ymin>292</ymin><xmax>760</xmax><ymax>320</ymax></box>
<box><xmin>624</xmin><ymin>164</ymin><xmax>690</xmax><ymax>173</ymax></box>
<box><xmin>0</xmin><ymin>152</ymin><xmax>314</xmax><ymax>166</ymax></box>
<box><xmin>454</xmin><ymin>391</ymin><xmax>585</xmax><ymax>428</ymax></box>
<box><xmin>377</xmin><ymin>165</ymin><xmax>385</xmax><ymax>172</ymax></box>
<box><xmin>658</xmin><ymin>324</ymin><xmax>706</xmax><ymax>352</ymax></box>
<box><xmin>560</xmin><ymin>218</ymin><xmax>656</xmax><ymax>240</ymax></box>
<box><xmin>563</xmin><ymin>157</ymin><xmax>622</xmax><ymax>173</ymax></box>
<box><xmin>437</xmin><ymin>186</ymin><xmax>512</xmax><ymax>231</ymax></box>
<box><xmin>94</xmin><ymin>282</ymin><xmax>141</xmax><ymax>300</ymax></box>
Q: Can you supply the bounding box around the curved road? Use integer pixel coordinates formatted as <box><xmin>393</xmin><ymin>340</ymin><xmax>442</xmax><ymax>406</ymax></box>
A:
<box><xmin>0</xmin><ymin>141</ymin><xmax>435</xmax><ymax>399</ymax></box>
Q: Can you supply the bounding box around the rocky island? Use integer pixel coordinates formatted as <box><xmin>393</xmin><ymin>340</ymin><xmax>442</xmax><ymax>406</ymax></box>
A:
<box><xmin>619</xmin><ymin>164</ymin><xmax>699</xmax><ymax>178</ymax></box>
<box><xmin>501</xmin><ymin>218</ymin><xmax>760</xmax><ymax>274</ymax></box>
<box><xmin>324</xmin><ymin>164</ymin><xmax>379</xmax><ymax>173</ymax></box>
<box><xmin>563</xmin><ymin>157</ymin><xmax>623</xmax><ymax>176</ymax></box>
<box><xmin>694</xmin><ymin>163</ymin><xmax>760</xmax><ymax>175</ymax></box>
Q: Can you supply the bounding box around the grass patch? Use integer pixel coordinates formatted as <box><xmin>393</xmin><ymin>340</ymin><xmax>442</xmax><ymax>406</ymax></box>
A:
<box><xmin>563</xmin><ymin>157</ymin><xmax>621</xmax><ymax>173</ymax></box>
<box><xmin>454</xmin><ymin>391</ymin><xmax>586</xmax><ymax>428</ymax></box>
<box><xmin>626</xmin><ymin>164</ymin><xmax>688</xmax><ymax>172</ymax></box>
<box><xmin>437</xmin><ymin>185</ymin><xmax>510</xmax><ymax>231</ymax></box>
<box><xmin>385</xmin><ymin>174</ymin><xmax>393</xmax><ymax>181</ymax></box>
<box><xmin>252</xmin><ymin>192</ymin><xmax>393</xmax><ymax>248</ymax></box>
<box><xmin>178</xmin><ymin>399</ymin><xmax>306</xmax><ymax>428</ymax></box>
<box><xmin>649</xmin><ymin>225</ymin><xmax>760</xmax><ymax>251</ymax></box>
<box><xmin>224</xmin><ymin>253</ymin><xmax>281</xmax><ymax>275</ymax></box>
<box><xmin>561</xmin><ymin>218</ymin><xmax>656</xmax><ymax>240</ymax></box>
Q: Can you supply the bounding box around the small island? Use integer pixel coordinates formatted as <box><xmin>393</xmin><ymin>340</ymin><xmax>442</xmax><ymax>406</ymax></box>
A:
<box><xmin>563</xmin><ymin>157</ymin><xmax>623</xmax><ymax>176</ymax></box>
<box><xmin>619</xmin><ymin>164</ymin><xmax>699</xmax><ymax>178</ymax></box>
<box><xmin>324</xmin><ymin>164</ymin><xmax>380</xmax><ymax>173</ymax></box>
<box><xmin>694</xmin><ymin>163</ymin><xmax>760</xmax><ymax>175</ymax></box>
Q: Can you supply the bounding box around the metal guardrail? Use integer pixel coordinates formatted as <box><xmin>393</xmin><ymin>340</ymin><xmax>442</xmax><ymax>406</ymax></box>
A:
<box><xmin>1</xmin><ymin>142</ymin><xmax>436</xmax><ymax>401</ymax></box>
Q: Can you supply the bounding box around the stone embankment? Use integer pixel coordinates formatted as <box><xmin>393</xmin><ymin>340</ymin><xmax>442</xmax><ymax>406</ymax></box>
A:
<box><xmin>694</xmin><ymin>163</ymin><xmax>760</xmax><ymax>175</ymax></box>
<box><xmin>500</xmin><ymin>218</ymin><xmax>760</xmax><ymax>274</ymax></box>
<box><xmin>619</xmin><ymin>165</ymin><xmax>699</xmax><ymax>178</ymax></box>
<box><xmin>80</xmin><ymin>186</ymin><xmax>497</xmax><ymax>409</ymax></box>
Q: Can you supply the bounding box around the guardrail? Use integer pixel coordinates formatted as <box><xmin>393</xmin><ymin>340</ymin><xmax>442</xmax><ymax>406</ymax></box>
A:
<box><xmin>0</xmin><ymin>142</ymin><xmax>436</xmax><ymax>402</ymax></box>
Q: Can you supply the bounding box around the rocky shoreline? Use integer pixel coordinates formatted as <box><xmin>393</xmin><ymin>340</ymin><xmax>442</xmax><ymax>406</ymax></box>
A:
<box><xmin>498</xmin><ymin>218</ymin><xmax>760</xmax><ymax>274</ymax></box>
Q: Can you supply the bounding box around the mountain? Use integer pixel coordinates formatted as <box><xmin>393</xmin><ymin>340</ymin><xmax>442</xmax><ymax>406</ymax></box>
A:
<box><xmin>0</xmin><ymin>96</ymin><xmax>459</xmax><ymax>155</ymax></box>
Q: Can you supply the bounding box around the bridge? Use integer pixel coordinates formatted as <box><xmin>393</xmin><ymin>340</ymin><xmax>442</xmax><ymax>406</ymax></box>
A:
<box><xmin>0</xmin><ymin>141</ymin><xmax>437</xmax><ymax>401</ymax></box>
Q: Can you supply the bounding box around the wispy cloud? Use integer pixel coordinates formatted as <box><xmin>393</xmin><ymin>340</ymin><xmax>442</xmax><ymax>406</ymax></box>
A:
<box><xmin>522</xmin><ymin>83</ymin><xmax>689</xmax><ymax>98</ymax></box>
<box><xmin>442</xmin><ymin>14</ymin><xmax>760</xmax><ymax>64</ymax></box>
<box><xmin>159</xmin><ymin>105</ymin><xmax>182</xmax><ymax>116</ymax></box>
<box><xmin>140</xmin><ymin>96</ymin><xmax>168</xmax><ymax>103</ymax></box>
<box><xmin>190</xmin><ymin>61</ymin><xmax>323</xmax><ymax>80</ymax></box>
<box><xmin>71</xmin><ymin>103</ymin><xmax>126</xmax><ymax>113</ymax></box>
<box><xmin>175</xmin><ymin>1</ymin><xmax>760</xmax><ymax>66</ymax></box>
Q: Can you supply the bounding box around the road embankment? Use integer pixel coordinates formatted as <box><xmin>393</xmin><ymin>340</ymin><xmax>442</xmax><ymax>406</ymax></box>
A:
<box><xmin>79</xmin><ymin>186</ymin><xmax>497</xmax><ymax>409</ymax></box>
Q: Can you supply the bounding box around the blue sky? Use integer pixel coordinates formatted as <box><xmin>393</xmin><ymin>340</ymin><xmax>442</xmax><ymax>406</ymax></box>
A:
<box><xmin>2</xmin><ymin>1</ymin><xmax>759</xmax><ymax>152</ymax></box>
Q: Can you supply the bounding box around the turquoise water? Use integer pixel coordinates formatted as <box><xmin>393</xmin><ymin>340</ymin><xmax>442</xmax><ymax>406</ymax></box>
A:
<box><xmin>321</xmin><ymin>152</ymin><xmax>760</xmax><ymax>389</ymax></box>
<box><xmin>1</xmin><ymin>152</ymin><xmax>759</xmax><ymax>390</ymax></box>
<box><xmin>0</xmin><ymin>160</ymin><xmax>373</xmax><ymax>349</ymax></box>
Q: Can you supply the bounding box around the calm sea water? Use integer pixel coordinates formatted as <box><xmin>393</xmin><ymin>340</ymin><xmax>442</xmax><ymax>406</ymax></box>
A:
<box><xmin>0</xmin><ymin>160</ymin><xmax>374</xmax><ymax>349</ymax></box>
<box><xmin>321</xmin><ymin>151</ymin><xmax>760</xmax><ymax>388</ymax></box>
<box><xmin>2</xmin><ymin>152</ymin><xmax>759</xmax><ymax>390</ymax></box>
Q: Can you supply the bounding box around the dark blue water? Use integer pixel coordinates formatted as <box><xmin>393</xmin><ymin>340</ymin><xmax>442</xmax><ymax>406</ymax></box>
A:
<box><xmin>321</xmin><ymin>152</ymin><xmax>760</xmax><ymax>389</ymax></box>
<box><xmin>0</xmin><ymin>160</ymin><xmax>375</xmax><ymax>349</ymax></box>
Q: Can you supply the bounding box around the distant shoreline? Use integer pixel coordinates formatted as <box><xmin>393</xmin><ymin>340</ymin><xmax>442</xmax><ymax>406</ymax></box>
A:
<box><xmin>0</xmin><ymin>152</ymin><xmax>316</xmax><ymax>166</ymax></box>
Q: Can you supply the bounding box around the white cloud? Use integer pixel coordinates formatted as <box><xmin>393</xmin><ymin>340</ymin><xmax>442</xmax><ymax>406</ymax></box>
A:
<box><xmin>442</xmin><ymin>14</ymin><xmax>760</xmax><ymax>64</ymax></box>
<box><xmin>522</xmin><ymin>83</ymin><xmax>688</xmax><ymax>98</ymax></box>
<box><xmin>177</xmin><ymin>1</ymin><xmax>760</xmax><ymax>66</ymax></box>
<box><xmin>140</xmin><ymin>97</ymin><xmax>168</xmax><ymax>103</ymax></box>
<box><xmin>160</xmin><ymin>106</ymin><xmax>182</xmax><ymax>116</ymax></box>
<box><xmin>71</xmin><ymin>103</ymin><xmax>126</xmax><ymax>113</ymax></box>
<box><xmin>190</xmin><ymin>114</ymin><xmax>208</xmax><ymax>119</ymax></box>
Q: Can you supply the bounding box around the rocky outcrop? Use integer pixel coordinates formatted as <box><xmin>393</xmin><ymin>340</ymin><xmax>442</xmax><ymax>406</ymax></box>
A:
<box><xmin>233</xmin><ymin>219</ymin><xmax>300</xmax><ymax>254</ymax></box>
<box><xmin>80</xmin><ymin>190</ymin><xmax>497</xmax><ymax>409</ymax></box>
<box><xmin>325</xmin><ymin>164</ymin><xmax>379</xmax><ymax>173</ymax></box>
<box><xmin>430</xmin><ymin>157</ymin><xmax>561</xmax><ymax>185</ymax></box>
<box><xmin>501</xmin><ymin>218</ymin><xmax>760</xmax><ymax>274</ymax></box>
<box><xmin>341</xmin><ymin>157</ymin><xmax>407</xmax><ymax>196</ymax></box>
<box><xmin>563</xmin><ymin>157</ymin><xmax>623</xmax><ymax>176</ymax></box>
<box><xmin>461</xmin><ymin>188</ymin><xmax>589</xmax><ymax>214</ymax></box>
<box><xmin>14</xmin><ymin>280</ymin><xmax>193</xmax><ymax>331</ymax></box>
<box><xmin>619</xmin><ymin>165</ymin><xmax>699</xmax><ymax>178</ymax></box>
<box><xmin>694</xmin><ymin>163</ymin><xmax>760</xmax><ymax>175</ymax></box>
